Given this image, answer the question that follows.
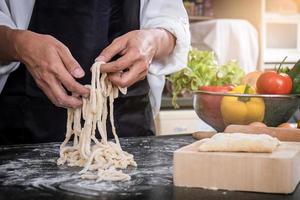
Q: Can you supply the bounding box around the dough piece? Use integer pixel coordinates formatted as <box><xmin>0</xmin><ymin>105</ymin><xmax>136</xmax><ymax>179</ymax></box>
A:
<box><xmin>197</xmin><ymin>133</ymin><xmax>280</xmax><ymax>153</ymax></box>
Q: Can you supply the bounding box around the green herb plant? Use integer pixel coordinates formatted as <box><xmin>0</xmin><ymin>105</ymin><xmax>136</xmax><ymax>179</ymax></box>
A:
<box><xmin>168</xmin><ymin>49</ymin><xmax>245</xmax><ymax>108</ymax></box>
<box><xmin>288</xmin><ymin>59</ymin><xmax>300</xmax><ymax>94</ymax></box>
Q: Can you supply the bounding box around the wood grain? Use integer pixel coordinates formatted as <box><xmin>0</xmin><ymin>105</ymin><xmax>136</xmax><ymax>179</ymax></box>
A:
<box><xmin>173</xmin><ymin>141</ymin><xmax>300</xmax><ymax>193</ymax></box>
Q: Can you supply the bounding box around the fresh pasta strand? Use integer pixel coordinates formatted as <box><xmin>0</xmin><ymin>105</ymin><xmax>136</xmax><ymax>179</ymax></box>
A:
<box><xmin>57</xmin><ymin>62</ymin><xmax>136</xmax><ymax>181</ymax></box>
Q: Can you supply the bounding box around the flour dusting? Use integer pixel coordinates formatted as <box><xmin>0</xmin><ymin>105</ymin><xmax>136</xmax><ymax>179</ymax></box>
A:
<box><xmin>0</xmin><ymin>136</ymin><xmax>193</xmax><ymax>195</ymax></box>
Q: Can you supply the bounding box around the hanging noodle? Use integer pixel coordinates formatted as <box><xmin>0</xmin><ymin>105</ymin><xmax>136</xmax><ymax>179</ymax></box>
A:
<box><xmin>57</xmin><ymin>62</ymin><xmax>137</xmax><ymax>181</ymax></box>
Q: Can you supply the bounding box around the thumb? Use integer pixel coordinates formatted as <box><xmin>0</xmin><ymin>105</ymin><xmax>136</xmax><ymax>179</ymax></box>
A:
<box><xmin>95</xmin><ymin>36</ymin><xmax>127</xmax><ymax>63</ymax></box>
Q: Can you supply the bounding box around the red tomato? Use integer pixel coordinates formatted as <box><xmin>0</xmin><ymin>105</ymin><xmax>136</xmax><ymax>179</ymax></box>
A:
<box><xmin>198</xmin><ymin>85</ymin><xmax>233</xmax><ymax>131</ymax></box>
<box><xmin>256</xmin><ymin>71</ymin><xmax>293</xmax><ymax>94</ymax></box>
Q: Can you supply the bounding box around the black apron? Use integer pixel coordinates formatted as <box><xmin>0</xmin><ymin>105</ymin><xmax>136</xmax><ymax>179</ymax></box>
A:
<box><xmin>0</xmin><ymin>0</ymin><xmax>155</xmax><ymax>145</ymax></box>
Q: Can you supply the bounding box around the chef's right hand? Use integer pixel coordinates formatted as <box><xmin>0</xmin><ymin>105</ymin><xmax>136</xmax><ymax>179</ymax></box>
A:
<box><xmin>12</xmin><ymin>30</ymin><xmax>89</xmax><ymax>108</ymax></box>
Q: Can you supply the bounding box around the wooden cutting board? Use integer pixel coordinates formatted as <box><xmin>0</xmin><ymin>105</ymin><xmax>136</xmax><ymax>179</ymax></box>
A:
<box><xmin>173</xmin><ymin>141</ymin><xmax>300</xmax><ymax>194</ymax></box>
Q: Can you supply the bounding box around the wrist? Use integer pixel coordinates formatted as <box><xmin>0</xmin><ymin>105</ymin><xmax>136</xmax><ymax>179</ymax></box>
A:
<box><xmin>0</xmin><ymin>26</ymin><xmax>21</xmax><ymax>62</ymax></box>
<box><xmin>8</xmin><ymin>29</ymin><xmax>28</xmax><ymax>61</ymax></box>
<box><xmin>149</xmin><ymin>28</ymin><xmax>176</xmax><ymax>59</ymax></box>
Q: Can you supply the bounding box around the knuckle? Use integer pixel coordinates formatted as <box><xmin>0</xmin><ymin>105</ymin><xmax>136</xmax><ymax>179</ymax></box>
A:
<box><xmin>119</xmin><ymin>82</ymin><xmax>127</xmax><ymax>88</ymax></box>
<box><xmin>66</xmin><ymin>60</ymin><xmax>77</xmax><ymax>70</ymax></box>
<box><xmin>54</xmin><ymin>102</ymin><xmax>65</xmax><ymax>108</ymax></box>
<box><xmin>71</xmin><ymin>102</ymin><xmax>80</xmax><ymax>109</ymax></box>
<box><xmin>140</xmin><ymin>59</ymin><xmax>149</xmax><ymax>69</ymax></box>
<box><xmin>66</xmin><ymin>81</ymin><xmax>84</xmax><ymax>94</ymax></box>
<box><xmin>133</xmin><ymin>53</ymin><xmax>142</xmax><ymax>61</ymax></box>
<box><xmin>58</xmin><ymin>43</ymin><xmax>71</xmax><ymax>55</ymax></box>
<box><xmin>49</xmin><ymin>62</ymin><xmax>61</xmax><ymax>74</ymax></box>
<box><xmin>38</xmin><ymin>60</ymin><xmax>48</xmax><ymax>68</ymax></box>
<box><xmin>131</xmin><ymin>48</ymin><xmax>145</xmax><ymax>60</ymax></box>
<box><xmin>100</xmin><ymin>51</ymin><xmax>110</xmax><ymax>59</ymax></box>
<box><xmin>69</xmin><ymin>105</ymin><xmax>76</xmax><ymax>109</ymax></box>
<box><xmin>46</xmin><ymin>45</ymin><xmax>58</xmax><ymax>55</ymax></box>
<box><xmin>41</xmin><ymin>72</ymin><xmax>48</xmax><ymax>81</ymax></box>
<box><xmin>113</xmin><ymin>62</ymin><xmax>123</xmax><ymax>71</ymax></box>
<box><xmin>31</xmin><ymin>71</ymin><xmax>42</xmax><ymax>82</ymax></box>
<box><xmin>43</xmin><ymin>34</ymin><xmax>54</xmax><ymax>40</ymax></box>
<box><xmin>53</xmin><ymin>101</ymin><xmax>60</xmax><ymax>107</ymax></box>
<box><xmin>119</xmin><ymin>79</ymin><xmax>130</xmax><ymax>88</ymax></box>
<box><xmin>29</xmin><ymin>63</ymin><xmax>54</xmax><ymax>81</ymax></box>
<box><xmin>44</xmin><ymin>35</ymin><xmax>58</xmax><ymax>44</ymax></box>
<box><xmin>130</xmin><ymin>47</ymin><xmax>140</xmax><ymax>55</ymax></box>
<box><xmin>35</xmin><ymin>80</ymin><xmax>45</xmax><ymax>88</ymax></box>
<box><xmin>55</xmin><ymin>95</ymin><xmax>66</xmax><ymax>107</ymax></box>
<box><xmin>112</xmin><ymin>37</ymin><xmax>121</xmax><ymax>44</ymax></box>
<box><xmin>128</xmin><ymin>30</ymin><xmax>138</xmax><ymax>37</ymax></box>
<box><xmin>139</xmin><ymin>52</ymin><xmax>148</xmax><ymax>61</ymax></box>
<box><xmin>56</xmin><ymin>43</ymin><xmax>65</xmax><ymax>51</ymax></box>
<box><xmin>67</xmin><ymin>83</ymin><xmax>77</xmax><ymax>92</ymax></box>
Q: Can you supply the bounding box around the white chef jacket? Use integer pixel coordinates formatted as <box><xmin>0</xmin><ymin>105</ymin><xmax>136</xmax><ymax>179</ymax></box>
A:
<box><xmin>0</xmin><ymin>0</ymin><xmax>190</xmax><ymax>116</ymax></box>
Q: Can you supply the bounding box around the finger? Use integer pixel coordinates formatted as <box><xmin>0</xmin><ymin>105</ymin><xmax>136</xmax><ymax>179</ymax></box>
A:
<box><xmin>57</xmin><ymin>82</ymin><xmax>83</xmax><ymax>108</ymax></box>
<box><xmin>57</xmin><ymin>45</ymin><xmax>85</xmax><ymax>78</ymax></box>
<box><xmin>27</xmin><ymin>69</ymin><xmax>62</xmax><ymax>107</ymax></box>
<box><xmin>45</xmin><ymin>76</ymin><xmax>83</xmax><ymax>108</ymax></box>
<box><xmin>108</xmin><ymin>61</ymin><xmax>147</xmax><ymax>87</ymax></box>
<box><xmin>95</xmin><ymin>37</ymin><xmax>128</xmax><ymax>63</ymax></box>
<box><xmin>100</xmin><ymin>49</ymin><xmax>139</xmax><ymax>73</ymax></box>
<box><xmin>54</xmin><ymin>63</ymin><xmax>90</xmax><ymax>97</ymax></box>
<box><xmin>36</xmin><ymin>80</ymin><xmax>58</xmax><ymax>106</ymax></box>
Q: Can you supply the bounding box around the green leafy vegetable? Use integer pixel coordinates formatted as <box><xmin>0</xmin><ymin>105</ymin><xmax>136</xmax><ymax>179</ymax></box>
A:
<box><xmin>213</xmin><ymin>60</ymin><xmax>245</xmax><ymax>86</ymax></box>
<box><xmin>276</xmin><ymin>56</ymin><xmax>290</xmax><ymax>74</ymax></box>
<box><xmin>288</xmin><ymin>59</ymin><xmax>300</xmax><ymax>94</ymax></box>
<box><xmin>168</xmin><ymin>49</ymin><xmax>245</xmax><ymax>108</ymax></box>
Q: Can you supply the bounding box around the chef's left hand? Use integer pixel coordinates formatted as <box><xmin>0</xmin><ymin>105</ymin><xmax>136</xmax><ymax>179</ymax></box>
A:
<box><xmin>96</xmin><ymin>29</ymin><xmax>175</xmax><ymax>87</ymax></box>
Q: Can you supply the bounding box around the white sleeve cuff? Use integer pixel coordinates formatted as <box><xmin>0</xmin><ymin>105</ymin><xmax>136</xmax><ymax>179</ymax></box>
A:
<box><xmin>0</xmin><ymin>61</ymin><xmax>20</xmax><ymax>75</ymax></box>
<box><xmin>139</xmin><ymin>0</ymin><xmax>191</xmax><ymax>116</ymax></box>
<box><xmin>143</xmin><ymin>17</ymin><xmax>191</xmax><ymax>116</ymax></box>
<box><xmin>0</xmin><ymin>14</ymin><xmax>19</xmax><ymax>78</ymax></box>
<box><xmin>0</xmin><ymin>0</ymin><xmax>34</xmax><ymax>93</ymax></box>
<box><xmin>142</xmin><ymin>16</ymin><xmax>191</xmax><ymax>76</ymax></box>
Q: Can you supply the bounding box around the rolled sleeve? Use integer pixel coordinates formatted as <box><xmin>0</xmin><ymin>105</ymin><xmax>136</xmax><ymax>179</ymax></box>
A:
<box><xmin>140</xmin><ymin>0</ymin><xmax>190</xmax><ymax>75</ymax></box>
<box><xmin>0</xmin><ymin>0</ymin><xmax>35</xmax><ymax>92</ymax></box>
<box><xmin>140</xmin><ymin>0</ymin><xmax>191</xmax><ymax>116</ymax></box>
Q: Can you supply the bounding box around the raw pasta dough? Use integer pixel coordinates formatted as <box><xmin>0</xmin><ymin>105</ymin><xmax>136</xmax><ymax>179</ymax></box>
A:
<box><xmin>197</xmin><ymin>133</ymin><xmax>280</xmax><ymax>153</ymax></box>
<box><xmin>57</xmin><ymin>62</ymin><xmax>136</xmax><ymax>181</ymax></box>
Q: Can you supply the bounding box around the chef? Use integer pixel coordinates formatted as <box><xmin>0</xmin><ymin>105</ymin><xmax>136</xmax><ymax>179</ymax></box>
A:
<box><xmin>0</xmin><ymin>0</ymin><xmax>190</xmax><ymax>145</ymax></box>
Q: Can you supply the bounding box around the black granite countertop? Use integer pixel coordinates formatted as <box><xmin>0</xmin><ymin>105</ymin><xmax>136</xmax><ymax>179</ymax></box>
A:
<box><xmin>0</xmin><ymin>135</ymin><xmax>300</xmax><ymax>200</ymax></box>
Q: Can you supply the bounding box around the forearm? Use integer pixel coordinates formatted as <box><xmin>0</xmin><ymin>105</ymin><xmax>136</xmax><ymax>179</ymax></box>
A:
<box><xmin>0</xmin><ymin>26</ymin><xmax>20</xmax><ymax>62</ymax></box>
<box><xmin>150</xmin><ymin>28</ymin><xmax>176</xmax><ymax>60</ymax></box>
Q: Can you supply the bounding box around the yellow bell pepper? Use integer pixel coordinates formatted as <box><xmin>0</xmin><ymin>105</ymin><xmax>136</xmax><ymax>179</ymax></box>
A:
<box><xmin>220</xmin><ymin>85</ymin><xmax>265</xmax><ymax>125</ymax></box>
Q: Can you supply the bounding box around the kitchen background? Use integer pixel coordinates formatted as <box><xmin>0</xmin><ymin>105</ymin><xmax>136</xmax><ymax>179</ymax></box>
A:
<box><xmin>155</xmin><ymin>0</ymin><xmax>300</xmax><ymax>135</ymax></box>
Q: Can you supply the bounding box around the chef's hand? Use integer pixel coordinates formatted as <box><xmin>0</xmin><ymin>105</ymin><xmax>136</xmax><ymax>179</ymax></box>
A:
<box><xmin>96</xmin><ymin>29</ymin><xmax>175</xmax><ymax>87</ymax></box>
<box><xmin>11</xmin><ymin>29</ymin><xmax>89</xmax><ymax>108</ymax></box>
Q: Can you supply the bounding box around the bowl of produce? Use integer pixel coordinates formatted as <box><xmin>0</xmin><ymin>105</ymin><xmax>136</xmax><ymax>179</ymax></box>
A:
<box><xmin>170</xmin><ymin>51</ymin><xmax>300</xmax><ymax>131</ymax></box>
<box><xmin>194</xmin><ymin>57</ymin><xmax>300</xmax><ymax>131</ymax></box>
<box><xmin>194</xmin><ymin>85</ymin><xmax>300</xmax><ymax>132</ymax></box>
